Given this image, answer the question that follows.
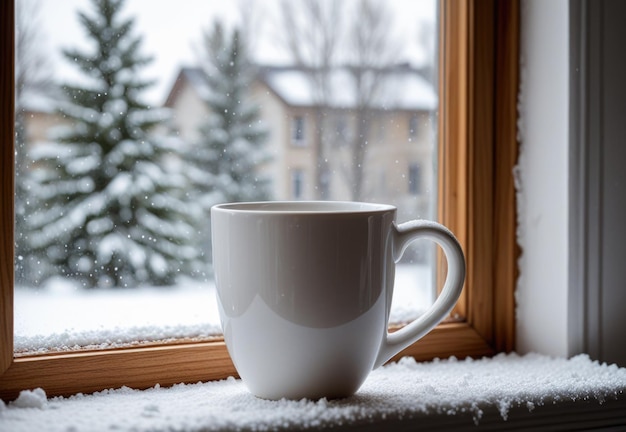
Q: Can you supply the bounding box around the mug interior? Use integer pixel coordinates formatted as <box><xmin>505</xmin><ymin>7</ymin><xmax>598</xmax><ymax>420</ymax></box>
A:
<box><xmin>212</xmin><ymin>201</ymin><xmax>395</xmax><ymax>214</ymax></box>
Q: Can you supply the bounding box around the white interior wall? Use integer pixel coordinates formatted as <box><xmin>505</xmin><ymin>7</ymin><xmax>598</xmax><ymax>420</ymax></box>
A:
<box><xmin>515</xmin><ymin>0</ymin><xmax>570</xmax><ymax>357</ymax></box>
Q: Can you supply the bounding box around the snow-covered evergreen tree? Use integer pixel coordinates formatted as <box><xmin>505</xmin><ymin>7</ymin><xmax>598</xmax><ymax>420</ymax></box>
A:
<box><xmin>188</xmin><ymin>22</ymin><xmax>271</xmax><ymax>208</ymax></box>
<box><xmin>26</xmin><ymin>0</ymin><xmax>201</xmax><ymax>289</ymax></box>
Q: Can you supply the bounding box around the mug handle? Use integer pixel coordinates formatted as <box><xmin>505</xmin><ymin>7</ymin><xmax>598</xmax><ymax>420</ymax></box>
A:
<box><xmin>374</xmin><ymin>220</ymin><xmax>466</xmax><ymax>368</ymax></box>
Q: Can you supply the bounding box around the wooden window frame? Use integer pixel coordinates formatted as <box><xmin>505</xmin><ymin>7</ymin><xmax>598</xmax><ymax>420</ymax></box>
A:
<box><xmin>0</xmin><ymin>0</ymin><xmax>519</xmax><ymax>400</ymax></box>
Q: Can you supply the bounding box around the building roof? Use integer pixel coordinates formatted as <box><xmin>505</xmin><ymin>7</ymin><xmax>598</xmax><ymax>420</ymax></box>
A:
<box><xmin>165</xmin><ymin>64</ymin><xmax>437</xmax><ymax>112</ymax></box>
<box><xmin>163</xmin><ymin>67</ymin><xmax>211</xmax><ymax>108</ymax></box>
<box><xmin>258</xmin><ymin>65</ymin><xmax>437</xmax><ymax>111</ymax></box>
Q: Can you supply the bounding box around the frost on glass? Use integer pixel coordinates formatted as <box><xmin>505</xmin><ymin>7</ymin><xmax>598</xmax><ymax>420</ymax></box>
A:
<box><xmin>14</xmin><ymin>0</ymin><xmax>438</xmax><ymax>354</ymax></box>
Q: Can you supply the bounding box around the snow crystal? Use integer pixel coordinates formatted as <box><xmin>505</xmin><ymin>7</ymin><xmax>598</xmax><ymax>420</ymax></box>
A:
<box><xmin>1</xmin><ymin>354</ymin><xmax>624</xmax><ymax>431</ymax></box>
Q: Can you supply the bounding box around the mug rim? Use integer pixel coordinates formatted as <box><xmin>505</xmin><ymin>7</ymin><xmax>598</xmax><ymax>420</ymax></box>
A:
<box><xmin>211</xmin><ymin>200</ymin><xmax>396</xmax><ymax>214</ymax></box>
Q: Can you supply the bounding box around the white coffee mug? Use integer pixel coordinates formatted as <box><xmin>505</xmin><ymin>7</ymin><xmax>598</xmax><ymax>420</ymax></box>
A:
<box><xmin>211</xmin><ymin>201</ymin><xmax>465</xmax><ymax>400</ymax></box>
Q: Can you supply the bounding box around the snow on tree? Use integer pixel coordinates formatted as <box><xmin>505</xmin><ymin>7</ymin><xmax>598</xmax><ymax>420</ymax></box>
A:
<box><xmin>26</xmin><ymin>0</ymin><xmax>202</xmax><ymax>289</ymax></box>
<box><xmin>187</xmin><ymin>21</ymin><xmax>271</xmax><ymax>209</ymax></box>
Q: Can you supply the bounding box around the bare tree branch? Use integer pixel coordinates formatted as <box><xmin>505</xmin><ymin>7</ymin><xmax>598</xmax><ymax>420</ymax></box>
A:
<box><xmin>275</xmin><ymin>0</ymin><xmax>403</xmax><ymax>201</ymax></box>
<box><xmin>345</xmin><ymin>0</ymin><xmax>401</xmax><ymax>200</ymax></box>
<box><xmin>277</xmin><ymin>0</ymin><xmax>346</xmax><ymax>199</ymax></box>
<box><xmin>15</xmin><ymin>0</ymin><xmax>54</xmax><ymax>105</ymax></box>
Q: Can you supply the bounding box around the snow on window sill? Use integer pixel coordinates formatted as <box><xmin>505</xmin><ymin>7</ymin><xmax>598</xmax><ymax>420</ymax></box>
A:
<box><xmin>1</xmin><ymin>353</ymin><xmax>625</xmax><ymax>431</ymax></box>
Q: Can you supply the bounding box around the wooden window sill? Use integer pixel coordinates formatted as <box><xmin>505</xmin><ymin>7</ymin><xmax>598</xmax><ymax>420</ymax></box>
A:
<box><xmin>1</xmin><ymin>353</ymin><xmax>625</xmax><ymax>431</ymax></box>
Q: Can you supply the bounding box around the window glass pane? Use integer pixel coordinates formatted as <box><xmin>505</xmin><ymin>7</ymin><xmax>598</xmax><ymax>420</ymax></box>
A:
<box><xmin>14</xmin><ymin>0</ymin><xmax>438</xmax><ymax>354</ymax></box>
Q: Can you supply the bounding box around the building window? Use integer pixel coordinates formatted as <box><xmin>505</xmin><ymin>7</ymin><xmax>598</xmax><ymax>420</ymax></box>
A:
<box><xmin>409</xmin><ymin>114</ymin><xmax>418</xmax><ymax>140</ymax></box>
<box><xmin>291</xmin><ymin>169</ymin><xmax>305</xmax><ymax>200</ymax></box>
<box><xmin>291</xmin><ymin>115</ymin><xmax>306</xmax><ymax>146</ymax></box>
<box><xmin>408</xmin><ymin>163</ymin><xmax>421</xmax><ymax>195</ymax></box>
<box><xmin>335</xmin><ymin>115</ymin><xmax>348</xmax><ymax>146</ymax></box>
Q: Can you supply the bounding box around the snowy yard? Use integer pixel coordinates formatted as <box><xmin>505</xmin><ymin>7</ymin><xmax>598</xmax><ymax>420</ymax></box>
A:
<box><xmin>14</xmin><ymin>264</ymin><xmax>434</xmax><ymax>354</ymax></box>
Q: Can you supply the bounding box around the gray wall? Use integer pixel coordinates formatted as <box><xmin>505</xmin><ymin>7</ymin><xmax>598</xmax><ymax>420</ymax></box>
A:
<box><xmin>570</xmin><ymin>0</ymin><xmax>626</xmax><ymax>367</ymax></box>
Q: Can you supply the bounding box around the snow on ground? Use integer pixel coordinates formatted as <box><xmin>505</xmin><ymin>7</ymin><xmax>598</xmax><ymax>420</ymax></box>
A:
<box><xmin>1</xmin><ymin>353</ymin><xmax>625</xmax><ymax>431</ymax></box>
<box><xmin>14</xmin><ymin>264</ymin><xmax>434</xmax><ymax>353</ymax></box>
<box><xmin>13</xmin><ymin>277</ymin><xmax>222</xmax><ymax>353</ymax></box>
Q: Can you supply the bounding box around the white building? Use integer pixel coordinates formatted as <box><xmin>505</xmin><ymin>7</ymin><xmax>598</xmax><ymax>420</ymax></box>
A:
<box><xmin>164</xmin><ymin>64</ymin><xmax>438</xmax><ymax>222</ymax></box>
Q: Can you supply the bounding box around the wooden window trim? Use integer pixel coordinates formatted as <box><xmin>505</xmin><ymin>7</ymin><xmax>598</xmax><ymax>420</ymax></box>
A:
<box><xmin>0</xmin><ymin>0</ymin><xmax>519</xmax><ymax>400</ymax></box>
